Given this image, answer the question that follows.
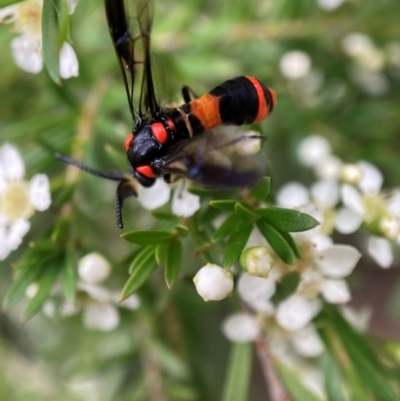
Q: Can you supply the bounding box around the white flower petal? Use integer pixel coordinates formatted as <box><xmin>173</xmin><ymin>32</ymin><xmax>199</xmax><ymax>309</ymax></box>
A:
<box><xmin>310</xmin><ymin>179</ymin><xmax>339</xmax><ymax>208</ymax></box>
<box><xmin>78</xmin><ymin>253</ymin><xmax>111</xmax><ymax>284</ymax></box>
<box><xmin>291</xmin><ymin>325</ymin><xmax>324</xmax><ymax>357</ymax></box>
<box><xmin>292</xmin><ymin>204</ymin><xmax>323</xmax><ymax>241</ymax></box>
<box><xmin>342</xmin><ymin>33</ymin><xmax>374</xmax><ymax>57</ymax></box>
<box><xmin>334</xmin><ymin>207</ymin><xmax>363</xmax><ymax>234</ymax></box>
<box><xmin>276</xmin><ymin>182</ymin><xmax>310</xmax><ymax>208</ymax></box>
<box><xmin>59</xmin><ymin>42</ymin><xmax>79</xmax><ymax>79</ymax></box>
<box><xmin>118</xmin><ymin>294</ymin><xmax>141</xmax><ymax>310</ymax></box>
<box><xmin>238</xmin><ymin>272</ymin><xmax>276</xmax><ymax>313</ymax></box>
<box><xmin>67</xmin><ymin>0</ymin><xmax>79</xmax><ymax>14</ymax></box>
<box><xmin>0</xmin><ymin>143</ymin><xmax>25</xmax><ymax>181</ymax></box>
<box><xmin>321</xmin><ymin>279</ymin><xmax>351</xmax><ymax>304</ymax></box>
<box><xmin>358</xmin><ymin>161</ymin><xmax>383</xmax><ymax>194</ymax></box>
<box><xmin>82</xmin><ymin>303</ymin><xmax>119</xmax><ymax>331</ymax></box>
<box><xmin>172</xmin><ymin>188</ymin><xmax>200</xmax><ymax>217</ymax></box>
<box><xmin>297</xmin><ymin>135</ymin><xmax>331</xmax><ymax>167</ymax></box>
<box><xmin>11</xmin><ymin>35</ymin><xmax>43</xmax><ymax>74</ymax></box>
<box><xmin>0</xmin><ymin>225</ymin><xmax>11</xmax><ymax>260</ymax></box>
<box><xmin>78</xmin><ymin>282</ymin><xmax>112</xmax><ymax>303</ymax></box>
<box><xmin>368</xmin><ymin>236</ymin><xmax>393</xmax><ymax>268</ymax></box>
<box><xmin>317</xmin><ymin>0</ymin><xmax>345</xmax><ymax>11</ymax></box>
<box><xmin>29</xmin><ymin>174</ymin><xmax>51</xmax><ymax>211</ymax></box>
<box><xmin>280</xmin><ymin>50</ymin><xmax>311</xmax><ymax>79</ymax></box>
<box><xmin>317</xmin><ymin>244</ymin><xmax>361</xmax><ymax>278</ymax></box>
<box><xmin>222</xmin><ymin>313</ymin><xmax>260</xmax><ymax>343</ymax></box>
<box><xmin>137</xmin><ymin>179</ymin><xmax>171</xmax><ymax>210</ymax></box>
<box><xmin>276</xmin><ymin>295</ymin><xmax>321</xmax><ymax>331</ymax></box>
<box><xmin>340</xmin><ymin>184</ymin><xmax>365</xmax><ymax>215</ymax></box>
<box><xmin>315</xmin><ymin>155</ymin><xmax>342</xmax><ymax>180</ymax></box>
<box><xmin>312</xmin><ymin>235</ymin><xmax>333</xmax><ymax>251</ymax></box>
<box><xmin>193</xmin><ymin>264</ymin><xmax>233</xmax><ymax>301</ymax></box>
<box><xmin>341</xmin><ymin>306</ymin><xmax>371</xmax><ymax>332</ymax></box>
<box><xmin>387</xmin><ymin>189</ymin><xmax>400</xmax><ymax>217</ymax></box>
<box><xmin>7</xmin><ymin>219</ymin><xmax>30</xmax><ymax>251</ymax></box>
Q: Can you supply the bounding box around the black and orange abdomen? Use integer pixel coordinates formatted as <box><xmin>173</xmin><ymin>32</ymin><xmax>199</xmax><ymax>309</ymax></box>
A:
<box><xmin>182</xmin><ymin>76</ymin><xmax>276</xmax><ymax>134</ymax></box>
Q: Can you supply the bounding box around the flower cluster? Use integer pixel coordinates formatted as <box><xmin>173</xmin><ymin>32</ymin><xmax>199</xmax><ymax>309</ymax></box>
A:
<box><xmin>0</xmin><ymin>0</ymin><xmax>79</xmax><ymax>78</ymax></box>
<box><xmin>36</xmin><ymin>252</ymin><xmax>140</xmax><ymax>331</ymax></box>
<box><xmin>0</xmin><ymin>143</ymin><xmax>51</xmax><ymax>260</ymax></box>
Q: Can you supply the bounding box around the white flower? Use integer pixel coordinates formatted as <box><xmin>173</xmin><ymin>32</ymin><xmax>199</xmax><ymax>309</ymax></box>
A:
<box><xmin>297</xmin><ymin>135</ymin><xmax>331</xmax><ymax>168</ymax></box>
<box><xmin>78</xmin><ymin>253</ymin><xmax>112</xmax><ymax>284</ymax></box>
<box><xmin>368</xmin><ymin>236</ymin><xmax>393</xmax><ymax>268</ymax></box>
<box><xmin>280</xmin><ymin>51</ymin><xmax>312</xmax><ymax>79</ymax></box>
<box><xmin>82</xmin><ymin>303</ymin><xmax>120</xmax><ymax>332</ymax></box>
<box><xmin>291</xmin><ymin>325</ymin><xmax>324</xmax><ymax>357</ymax></box>
<box><xmin>171</xmin><ymin>187</ymin><xmax>200</xmax><ymax>217</ymax></box>
<box><xmin>222</xmin><ymin>313</ymin><xmax>260</xmax><ymax>343</ymax></box>
<box><xmin>317</xmin><ymin>0</ymin><xmax>345</xmax><ymax>11</ymax></box>
<box><xmin>276</xmin><ymin>182</ymin><xmax>310</xmax><ymax>208</ymax></box>
<box><xmin>137</xmin><ymin>179</ymin><xmax>171</xmax><ymax>209</ymax></box>
<box><xmin>276</xmin><ymin>295</ymin><xmax>321</xmax><ymax>331</ymax></box>
<box><xmin>193</xmin><ymin>264</ymin><xmax>233</xmax><ymax>301</ymax></box>
<box><xmin>321</xmin><ymin>279</ymin><xmax>351</xmax><ymax>304</ymax></box>
<box><xmin>240</xmin><ymin>246</ymin><xmax>275</xmax><ymax>278</ymax></box>
<box><xmin>0</xmin><ymin>0</ymin><xmax>79</xmax><ymax>78</ymax></box>
<box><xmin>0</xmin><ymin>143</ymin><xmax>51</xmax><ymax>260</ymax></box>
<box><xmin>237</xmin><ymin>272</ymin><xmax>276</xmax><ymax>314</ymax></box>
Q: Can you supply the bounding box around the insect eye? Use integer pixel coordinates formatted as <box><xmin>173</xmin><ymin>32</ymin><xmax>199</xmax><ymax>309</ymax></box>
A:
<box><xmin>125</xmin><ymin>133</ymin><xmax>135</xmax><ymax>151</ymax></box>
<box><xmin>136</xmin><ymin>165</ymin><xmax>156</xmax><ymax>178</ymax></box>
<box><xmin>151</xmin><ymin>122</ymin><xmax>168</xmax><ymax>144</ymax></box>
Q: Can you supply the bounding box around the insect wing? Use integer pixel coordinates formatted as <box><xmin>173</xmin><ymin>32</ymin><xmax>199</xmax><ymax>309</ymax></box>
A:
<box><xmin>164</xmin><ymin>130</ymin><xmax>267</xmax><ymax>189</ymax></box>
<box><xmin>105</xmin><ymin>0</ymin><xmax>159</xmax><ymax>128</ymax></box>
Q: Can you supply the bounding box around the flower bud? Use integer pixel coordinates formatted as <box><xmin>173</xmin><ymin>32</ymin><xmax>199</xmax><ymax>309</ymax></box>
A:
<box><xmin>340</xmin><ymin>164</ymin><xmax>363</xmax><ymax>185</ymax></box>
<box><xmin>240</xmin><ymin>246</ymin><xmax>274</xmax><ymax>278</ymax></box>
<box><xmin>222</xmin><ymin>313</ymin><xmax>260</xmax><ymax>343</ymax></box>
<box><xmin>78</xmin><ymin>253</ymin><xmax>111</xmax><ymax>284</ymax></box>
<box><xmin>193</xmin><ymin>264</ymin><xmax>233</xmax><ymax>301</ymax></box>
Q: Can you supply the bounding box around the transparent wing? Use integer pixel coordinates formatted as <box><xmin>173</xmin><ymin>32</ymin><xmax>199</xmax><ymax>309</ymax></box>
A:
<box><xmin>105</xmin><ymin>0</ymin><xmax>160</xmax><ymax>129</ymax></box>
<box><xmin>162</xmin><ymin>129</ymin><xmax>267</xmax><ymax>189</ymax></box>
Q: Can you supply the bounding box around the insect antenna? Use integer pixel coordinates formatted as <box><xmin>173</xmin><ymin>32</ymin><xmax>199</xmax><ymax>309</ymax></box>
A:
<box><xmin>55</xmin><ymin>152</ymin><xmax>137</xmax><ymax>229</ymax></box>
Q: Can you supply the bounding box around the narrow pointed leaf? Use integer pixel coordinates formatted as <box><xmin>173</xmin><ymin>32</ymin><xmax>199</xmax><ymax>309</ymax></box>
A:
<box><xmin>280</xmin><ymin>230</ymin><xmax>302</xmax><ymax>259</ymax></box>
<box><xmin>121</xmin><ymin>230</ymin><xmax>172</xmax><ymax>245</ymax></box>
<box><xmin>234</xmin><ymin>203</ymin><xmax>260</xmax><ymax>223</ymax></box>
<box><xmin>156</xmin><ymin>241</ymin><xmax>171</xmax><ymax>266</ymax></box>
<box><xmin>0</xmin><ymin>0</ymin><xmax>25</xmax><ymax>7</ymax></box>
<box><xmin>271</xmin><ymin>271</ymin><xmax>300</xmax><ymax>305</ymax></box>
<box><xmin>3</xmin><ymin>264</ymin><xmax>46</xmax><ymax>309</ymax></box>
<box><xmin>62</xmin><ymin>251</ymin><xmax>76</xmax><ymax>304</ymax></box>
<box><xmin>121</xmin><ymin>248</ymin><xmax>158</xmax><ymax>300</ymax></box>
<box><xmin>22</xmin><ymin>263</ymin><xmax>60</xmax><ymax>321</ymax></box>
<box><xmin>250</xmin><ymin>176</ymin><xmax>271</xmax><ymax>201</ymax></box>
<box><xmin>223</xmin><ymin>220</ymin><xmax>253</xmax><ymax>268</ymax></box>
<box><xmin>209</xmin><ymin>200</ymin><xmax>237</xmax><ymax>211</ymax></box>
<box><xmin>258</xmin><ymin>207</ymin><xmax>319</xmax><ymax>232</ymax></box>
<box><xmin>222</xmin><ymin>343</ymin><xmax>252</xmax><ymax>401</ymax></box>
<box><xmin>42</xmin><ymin>0</ymin><xmax>60</xmax><ymax>84</ymax></box>
<box><xmin>256</xmin><ymin>220</ymin><xmax>296</xmax><ymax>265</ymax></box>
<box><xmin>174</xmin><ymin>224</ymin><xmax>189</xmax><ymax>237</ymax></box>
<box><xmin>212</xmin><ymin>213</ymin><xmax>239</xmax><ymax>243</ymax></box>
<box><xmin>129</xmin><ymin>246</ymin><xmax>157</xmax><ymax>274</ymax></box>
<box><xmin>165</xmin><ymin>239</ymin><xmax>182</xmax><ymax>288</ymax></box>
<box><xmin>320</xmin><ymin>351</ymin><xmax>348</xmax><ymax>401</ymax></box>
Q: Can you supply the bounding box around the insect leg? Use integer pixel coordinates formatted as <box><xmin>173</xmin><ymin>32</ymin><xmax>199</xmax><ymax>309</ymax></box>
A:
<box><xmin>181</xmin><ymin>85</ymin><xmax>199</xmax><ymax>102</ymax></box>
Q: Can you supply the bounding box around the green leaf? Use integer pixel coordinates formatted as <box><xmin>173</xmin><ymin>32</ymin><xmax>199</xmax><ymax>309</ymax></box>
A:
<box><xmin>129</xmin><ymin>246</ymin><xmax>157</xmax><ymax>274</ymax></box>
<box><xmin>223</xmin><ymin>220</ymin><xmax>253</xmax><ymax>268</ymax></box>
<box><xmin>22</xmin><ymin>263</ymin><xmax>60</xmax><ymax>321</ymax></box>
<box><xmin>198</xmin><ymin>205</ymin><xmax>222</xmax><ymax>229</ymax></box>
<box><xmin>165</xmin><ymin>239</ymin><xmax>183</xmax><ymax>288</ymax></box>
<box><xmin>151</xmin><ymin>211</ymin><xmax>180</xmax><ymax>221</ymax></box>
<box><xmin>280</xmin><ymin>230</ymin><xmax>302</xmax><ymax>259</ymax></box>
<box><xmin>271</xmin><ymin>271</ymin><xmax>300</xmax><ymax>305</ymax></box>
<box><xmin>256</xmin><ymin>220</ymin><xmax>296</xmax><ymax>265</ymax></box>
<box><xmin>258</xmin><ymin>207</ymin><xmax>320</xmax><ymax>232</ymax></box>
<box><xmin>3</xmin><ymin>263</ymin><xmax>47</xmax><ymax>309</ymax></box>
<box><xmin>321</xmin><ymin>305</ymin><xmax>398</xmax><ymax>401</ymax></box>
<box><xmin>222</xmin><ymin>343</ymin><xmax>252</xmax><ymax>401</ymax></box>
<box><xmin>121</xmin><ymin>248</ymin><xmax>158</xmax><ymax>300</ymax></box>
<box><xmin>250</xmin><ymin>176</ymin><xmax>271</xmax><ymax>201</ymax></box>
<box><xmin>212</xmin><ymin>213</ymin><xmax>239</xmax><ymax>243</ymax></box>
<box><xmin>42</xmin><ymin>0</ymin><xmax>61</xmax><ymax>84</ymax></box>
<box><xmin>320</xmin><ymin>351</ymin><xmax>348</xmax><ymax>401</ymax></box>
<box><xmin>174</xmin><ymin>224</ymin><xmax>189</xmax><ymax>237</ymax></box>
<box><xmin>62</xmin><ymin>251</ymin><xmax>76</xmax><ymax>304</ymax></box>
<box><xmin>276</xmin><ymin>362</ymin><xmax>324</xmax><ymax>401</ymax></box>
<box><xmin>209</xmin><ymin>200</ymin><xmax>237</xmax><ymax>211</ymax></box>
<box><xmin>121</xmin><ymin>230</ymin><xmax>172</xmax><ymax>245</ymax></box>
<box><xmin>156</xmin><ymin>241</ymin><xmax>171</xmax><ymax>266</ymax></box>
<box><xmin>0</xmin><ymin>0</ymin><xmax>24</xmax><ymax>7</ymax></box>
<box><xmin>234</xmin><ymin>203</ymin><xmax>260</xmax><ymax>223</ymax></box>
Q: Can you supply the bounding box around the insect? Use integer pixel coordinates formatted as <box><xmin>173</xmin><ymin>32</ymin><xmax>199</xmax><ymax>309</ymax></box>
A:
<box><xmin>57</xmin><ymin>0</ymin><xmax>277</xmax><ymax>228</ymax></box>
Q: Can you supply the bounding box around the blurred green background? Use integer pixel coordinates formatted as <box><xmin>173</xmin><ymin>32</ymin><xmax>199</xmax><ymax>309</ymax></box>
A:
<box><xmin>1</xmin><ymin>0</ymin><xmax>400</xmax><ymax>400</ymax></box>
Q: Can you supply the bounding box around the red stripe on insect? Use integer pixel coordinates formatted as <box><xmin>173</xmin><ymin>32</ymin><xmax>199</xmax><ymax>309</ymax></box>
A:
<box><xmin>136</xmin><ymin>165</ymin><xmax>156</xmax><ymax>178</ymax></box>
<box><xmin>125</xmin><ymin>133</ymin><xmax>134</xmax><ymax>151</ymax></box>
<box><xmin>245</xmin><ymin>76</ymin><xmax>270</xmax><ymax>123</ymax></box>
<box><xmin>151</xmin><ymin>122</ymin><xmax>168</xmax><ymax>144</ymax></box>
